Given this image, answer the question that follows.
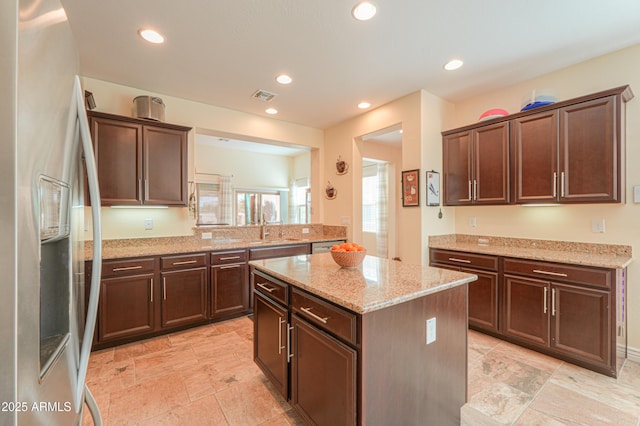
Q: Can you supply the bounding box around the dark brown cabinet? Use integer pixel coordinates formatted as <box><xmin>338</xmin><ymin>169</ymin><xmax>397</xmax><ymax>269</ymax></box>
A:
<box><xmin>211</xmin><ymin>250</ymin><xmax>249</xmax><ymax>318</ymax></box>
<box><xmin>290</xmin><ymin>315</ymin><xmax>357</xmax><ymax>426</ymax></box>
<box><xmin>253</xmin><ymin>270</ymin><xmax>358</xmax><ymax>424</ymax></box>
<box><xmin>160</xmin><ymin>253</ymin><xmax>208</xmax><ymax>329</ymax></box>
<box><xmin>88</xmin><ymin>111</ymin><xmax>190</xmax><ymax>206</ymax></box>
<box><xmin>430</xmin><ymin>249</ymin><xmax>499</xmax><ymax>333</ymax></box>
<box><xmin>98</xmin><ymin>258</ymin><xmax>156</xmax><ymax>342</ymax></box>
<box><xmin>443</xmin><ymin>121</ymin><xmax>510</xmax><ymax>205</ymax></box>
<box><xmin>253</xmin><ymin>291</ymin><xmax>289</xmax><ymax>398</ymax></box>
<box><xmin>431</xmin><ymin>247</ymin><xmax>625</xmax><ymax>377</ymax></box>
<box><xmin>445</xmin><ymin>85</ymin><xmax>632</xmax><ymax>206</ymax></box>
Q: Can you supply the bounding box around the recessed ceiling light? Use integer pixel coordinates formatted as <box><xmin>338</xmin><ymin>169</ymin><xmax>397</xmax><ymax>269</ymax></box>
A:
<box><xmin>444</xmin><ymin>59</ymin><xmax>464</xmax><ymax>71</ymax></box>
<box><xmin>352</xmin><ymin>2</ymin><xmax>377</xmax><ymax>21</ymax></box>
<box><xmin>276</xmin><ymin>74</ymin><xmax>293</xmax><ymax>85</ymax></box>
<box><xmin>138</xmin><ymin>29</ymin><xmax>165</xmax><ymax>44</ymax></box>
<box><xmin>358</xmin><ymin>102</ymin><xmax>371</xmax><ymax>109</ymax></box>
<box><xmin>265</xmin><ymin>108</ymin><xmax>278</xmax><ymax>115</ymax></box>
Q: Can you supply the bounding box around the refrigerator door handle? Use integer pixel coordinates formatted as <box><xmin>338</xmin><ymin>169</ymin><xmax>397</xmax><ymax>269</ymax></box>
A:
<box><xmin>72</xmin><ymin>76</ymin><xmax>103</xmax><ymax>420</ymax></box>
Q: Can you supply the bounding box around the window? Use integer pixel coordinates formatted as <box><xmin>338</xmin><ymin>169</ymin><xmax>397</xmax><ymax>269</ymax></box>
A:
<box><xmin>236</xmin><ymin>190</ymin><xmax>281</xmax><ymax>225</ymax></box>
<box><xmin>196</xmin><ymin>183</ymin><xmax>227</xmax><ymax>225</ymax></box>
<box><xmin>362</xmin><ymin>166</ymin><xmax>379</xmax><ymax>233</ymax></box>
<box><xmin>291</xmin><ymin>177</ymin><xmax>310</xmax><ymax>224</ymax></box>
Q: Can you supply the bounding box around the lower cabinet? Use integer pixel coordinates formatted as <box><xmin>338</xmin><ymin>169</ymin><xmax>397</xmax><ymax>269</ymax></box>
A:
<box><xmin>504</xmin><ymin>274</ymin><xmax>611</xmax><ymax>366</ymax></box>
<box><xmin>430</xmin><ymin>248</ymin><xmax>624</xmax><ymax>377</ymax></box>
<box><xmin>290</xmin><ymin>315</ymin><xmax>357</xmax><ymax>425</ymax></box>
<box><xmin>98</xmin><ymin>258</ymin><xmax>156</xmax><ymax>343</ymax></box>
<box><xmin>211</xmin><ymin>250</ymin><xmax>250</xmax><ymax>318</ymax></box>
<box><xmin>253</xmin><ymin>292</ymin><xmax>289</xmax><ymax>398</ymax></box>
<box><xmin>253</xmin><ymin>270</ymin><xmax>358</xmax><ymax>424</ymax></box>
<box><xmin>429</xmin><ymin>249</ymin><xmax>499</xmax><ymax>333</ymax></box>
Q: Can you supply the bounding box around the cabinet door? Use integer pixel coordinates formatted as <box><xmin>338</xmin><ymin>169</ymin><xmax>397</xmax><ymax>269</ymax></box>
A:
<box><xmin>551</xmin><ymin>283</ymin><xmax>610</xmax><ymax>366</ymax></box>
<box><xmin>443</xmin><ymin>130</ymin><xmax>472</xmax><ymax>205</ymax></box>
<box><xmin>465</xmin><ymin>268</ymin><xmax>499</xmax><ymax>333</ymax></box>
<box><xmin>253</xmin><ymin>292</ymin><xmax>288</xmax><ymax>398</ymax></box>
<box><xmin>99</xmin><ymin>273</ymin><xmax>154</xmax><ymax>341</ymax></box>
<box><xmin>291</xmin><ymin>315</ymin><xmax>357</xmax><ymax>426</ymax></box>
<box><xmin>90</xmin><ymin>116</ymin><xmax>143</xmax><ymax>205</ymax></box>
<box><xmin>143</xmin><ymin>126</ymin><xmax>188</xmax><ymax>205</ymax></box>
<box><xmin>211</xmin><ymin>263</ymin><xmax>249</xmax><ymax>318</ymax></box>
<box><xmin>512</xmin><ymin>110</ymin><xmax>559</xmax><ymax>203</ymax></box>
<box><xmin>473</xmin><ymin>122</ymin><xmax>510</xmax><ymax>204</ymax></box>
<box><xmin>559</xmin><ymin>95</ymin><xmax>619</xmax><ymax>202</ymax></box>
<box><xmin>160</xmin><ymin>267</ymin><xmax>208</xmax><ymax>329</ymax></box>
<box><xmin>503</xmin><ymin>275</ymin><xmax>549</xmax><ymax>346</ymax></box>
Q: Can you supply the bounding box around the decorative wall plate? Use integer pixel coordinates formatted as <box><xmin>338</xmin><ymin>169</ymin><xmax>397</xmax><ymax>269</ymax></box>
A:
<box><xmin>325</xmin><ymin>181</ymin><xmax>337</xmax><ymax>199</ymax></box>
<box><xmin>336</xmin><ymin>155</ymin><xmax>349</xmax><ymax>175</ymax></box>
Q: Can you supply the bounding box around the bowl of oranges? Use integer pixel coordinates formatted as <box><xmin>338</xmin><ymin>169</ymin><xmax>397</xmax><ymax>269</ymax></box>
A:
<box><xmin>330</xmin><ymin>242</ymin><xmax>366</xmax><ymax>268</ymax></box>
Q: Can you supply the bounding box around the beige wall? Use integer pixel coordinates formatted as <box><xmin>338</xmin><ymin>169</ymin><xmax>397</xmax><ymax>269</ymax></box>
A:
<box><xmin>445</xmin><ymin>44</ymin><xmax>640</xmax><ymax>354</ymax></box>
<box><xmin>81</xmin><ymin>77</ymin><xmax>324</xmax><ymax>239</ymax></box>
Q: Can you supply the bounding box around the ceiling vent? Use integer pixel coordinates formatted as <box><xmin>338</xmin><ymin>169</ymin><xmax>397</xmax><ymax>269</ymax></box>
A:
<box><xmin>251</xmin><ymin>89</ymin><xmax>277</xmax><ymax>102</ymax></box>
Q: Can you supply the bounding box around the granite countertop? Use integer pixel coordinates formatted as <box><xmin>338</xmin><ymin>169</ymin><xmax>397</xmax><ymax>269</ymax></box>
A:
<box><xmin>250</xmin><ymin>253</ymin><xmax>477</xmax><ymax>314</ymax></box>
<box><xmin>86</xmin><ymin>235</ymin><xmax>346</xmax><ymax>261</ymax></box>
<box><xmin>429</xmin><ymin>235</ymin><xmax>633</xmax><ymax>269</ymax></box>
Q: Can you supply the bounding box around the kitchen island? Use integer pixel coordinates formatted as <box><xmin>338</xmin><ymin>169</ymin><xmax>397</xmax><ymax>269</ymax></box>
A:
<box><xmin>250</xmin><ymin>253</ymin><xmax>477</xmax><ymax>426</ymax></box>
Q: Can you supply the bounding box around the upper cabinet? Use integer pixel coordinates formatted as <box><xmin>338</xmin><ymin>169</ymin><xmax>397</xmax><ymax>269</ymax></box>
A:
<box><xmin>443</xmin><ymin>121</ymin><xmax>510</xmax><ymax>205</ymax></box>
<box><xmin>88</xmin><ymin>111</ymin><xmax>191</xmax><ymax>206</ymax></box>
<box><xmin>443</xmin><ymin>86</ymin><xmax>632</xmax><ymax>206</ymax></box>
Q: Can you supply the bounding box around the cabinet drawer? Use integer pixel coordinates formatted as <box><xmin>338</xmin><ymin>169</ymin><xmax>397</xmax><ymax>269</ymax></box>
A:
<box><xmin>102</xmin><ymin>258</ymin><xmax>155</xmax><ymax>277</ymax></box>
<box><xmin>161</xmin><ymin>253</ymin><xmax>207</xmax><ymax>270</ymax></box>
<box><xmin>503</xmin><ymin>258</ymin><xmax>611</xmax><ymax>289</ymax></box>
<box><xmin>253</xmin><ymin>271</ymin><xmax>288</xmax><ymax>306</ymax></box>
<box><xmin>291</xmin><ymin>288</ymin><xmax>357</xmax><ymax>346</ymax></box>
<box><xmin>430</xmin><ymin>249</ymin><xmax>498</xmax><ymax>271</ymax></box>
<box><xmin>211</xmin><ymin>250</ymin><xmax>247</xmax><ymax>265</ymax></box>
<box><xmin>249</xmin><ymin>244</ymin><xmax>310</xmax><ymax>260</ymax></box>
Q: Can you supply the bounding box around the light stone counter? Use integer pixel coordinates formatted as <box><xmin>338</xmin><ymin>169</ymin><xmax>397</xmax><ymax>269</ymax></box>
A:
<box><xmin>429</xmin><ymin>234</ymin><xmax>632</xmax><ymax>269</ymax></box>
<box><xmin>250</xmin><ymin>253</ymin><xmax>477</xmax><ymax>314</ymax></box>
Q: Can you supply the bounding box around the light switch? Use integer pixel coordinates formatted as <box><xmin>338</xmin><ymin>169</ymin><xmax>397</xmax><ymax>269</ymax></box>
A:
<box><xmin>468</xmin><ymin>217</ymin><xmax>477</xmax><ymax>227</ymax></box>
<box><xmin>202</xmin><ymin>232</ymin><xmax>212</xmax><ymax>240</ymax></box>
<box><xmin>144</xmin><ymin>218</ymin><xmax>153</xmax><ymax>230</ymax></box>
<box><xmin>634</xmin><ymin>185</ymin><xmax>640</xmax><ymax>203</ymax></box>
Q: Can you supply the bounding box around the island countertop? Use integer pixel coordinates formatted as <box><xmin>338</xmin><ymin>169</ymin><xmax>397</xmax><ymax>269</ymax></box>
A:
<box><xmin>249</xmin><ymin>253</ymin><xmax>477</xmax><ymax>314</ymax></box>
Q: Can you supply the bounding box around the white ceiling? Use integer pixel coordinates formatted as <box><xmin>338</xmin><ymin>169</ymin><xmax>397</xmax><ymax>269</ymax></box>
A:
<box><xmin>196</xmin><ymin>133</ymin><xmax>309</xmax><ymax>157</ymax></box>
<box><xmin>61</xmin><ymin>0</ymin><xmax>640</xmax><ymax>130</ymax></box>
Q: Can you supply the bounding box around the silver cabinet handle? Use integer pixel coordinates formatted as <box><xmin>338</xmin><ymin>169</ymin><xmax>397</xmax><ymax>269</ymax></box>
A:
<box><xmin>113</xmin><ymin>265</ymin><xmax>143</xmax><ymax>272</ymax></box>
<box><xmin>150</xmin><ymin>278</ymin><xmax>154</xmax><ymax>303</ymax></box>
<box><xmin>468</xmin><ymin>180</ymin><xmax>472</xmax><ymax>201</ymax></box>
<box><xmin>533</xmin><ymin>269</ymin><xmax>568</xmax><ymax>277</ymax></box>
<box><xmin>287</xmin><ymin>325</ymin><xmax>294</xmax><ymax>362</ymax></box>
<box><xmin>219</xmin><ymin>256</ymin><xmax>241</xmax><ymax>261</ymax></box>
<box><xmin>172</xmin><ymin>260</ymin><xmax>197</xmax><ymax>266</ymax></box>
<box><xmin>448</xmin><ymin>257</ymin><xmax>471</xmax><ymax>264</ymax></box>
<box><xmin>543</xmin><ymin>287</ymin><xmax>548</xmax><ymax>314</ymax></box>
<box><xmin>278</xmin><ymin>317</ymin><xmax>286</xmax><ymax>355</ymax></box>
<box><xmin>163</xmin><ymin>277</ymin><xmax>167</xmax><ymax>300</ymax></box>
<box><xmin>220</xmin><ymin>264</ymin><xmax>241</xmax><ymax>270</ymax></box>
<box><xmin>300</xmin><ymin>307</ymin><xmax>328</xmax><ymax>324</ymax></box>
<box><xmin>256</xmin><ymin>282</ymin><xmax>275</xmax><ymax>293</ymax></box>
<box><xmin>551</xmin><ymin>288</ymin><xmax>556</xmax><ymax>316</ymax></box>
<box><xmin>560</xmin><ymin>171</ymin><xmax>565</xmax><ymax>197</ymax></box>
<box><xmin>138</xmin><ymin>178</ymin><xmax>142</xmax><ymax>200</ymax></box>
<box><xmin>145</xmin><ymin>179</ymin><xmax>149</xmax><ymax>199</ymax></box>
<box><xmin>473</xmin><ymin>179</ymin><xmax>477</xmax><ymax>201</ymax></box>
<box><xmin>553</xmin><ymin>172</ymin><xmax>557</xmax><ymax>198</ymax></box>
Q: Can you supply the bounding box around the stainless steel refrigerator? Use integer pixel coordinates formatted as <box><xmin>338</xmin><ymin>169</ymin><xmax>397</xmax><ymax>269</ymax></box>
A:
<box><xmin>1</xmin><ymin>0</ymin><xmax>103</xmax><ymax>424</ymax></box>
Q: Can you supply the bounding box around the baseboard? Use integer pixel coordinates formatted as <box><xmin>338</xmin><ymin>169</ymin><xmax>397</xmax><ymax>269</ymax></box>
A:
<box><xmin>627</xmin><ymin>345</ymin><xmax>640</xmax><ymax>363</ymax></box>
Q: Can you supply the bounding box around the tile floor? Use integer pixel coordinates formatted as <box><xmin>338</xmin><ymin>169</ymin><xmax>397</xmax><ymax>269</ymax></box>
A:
<box><xmin>82</xmin><ymin>316</ymin><xmax>640</xmax><ymax>425</ymax></box>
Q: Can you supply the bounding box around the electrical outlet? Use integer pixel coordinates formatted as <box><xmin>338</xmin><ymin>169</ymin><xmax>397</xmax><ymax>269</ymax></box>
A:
<box><xmin>426</xmin><ymin>317</ymin><xmax>436</xmax><ymax>345</ymax></box>
<box><xmin>144</xmin><ymin>218</ymin><xmax>153</xmax><ymax>230</ymax></box>
<box><xmin>202</xmin><ymin>232</ymin><xmax>212</xmax><ymax>240</ymax></box>
<box><xmin>302</xmin><ymin>228</ymin><xmax>310</xmax><ymax>234</ymax></box>
<box><xmin>468</xmin><ymin>217</ymin><xmax>477</xmax><ymax>227</ymax></box>
<box><xmin>341</xmin><ymin>216</ymin><xmax>351</xmax><ymax>225</ymax></box>
<box><xmin>591</xmin><ymin>219</ymin><xmax>605</xmax><ymax>233</ymax></box>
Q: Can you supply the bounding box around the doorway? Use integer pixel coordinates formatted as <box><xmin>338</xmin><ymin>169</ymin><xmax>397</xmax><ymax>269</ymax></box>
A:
<box><xmin>362</xmin><ymin>159</ymin><xmax>390</xmax><ymax>258</ymax></box>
